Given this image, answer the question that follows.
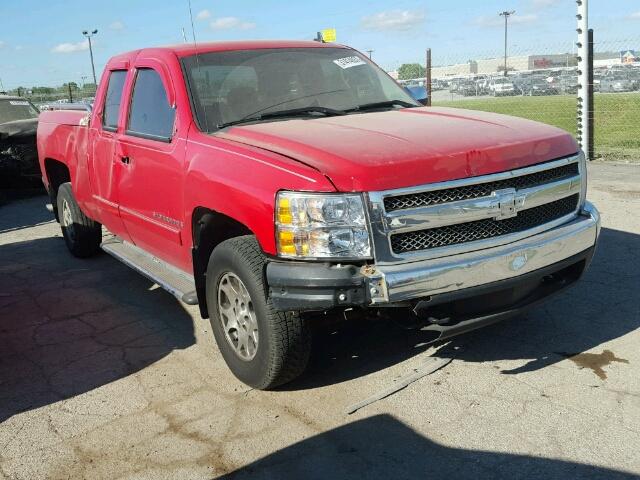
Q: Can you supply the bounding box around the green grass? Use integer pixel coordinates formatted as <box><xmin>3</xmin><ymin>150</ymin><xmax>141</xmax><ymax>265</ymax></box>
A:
<box><xmin>433</xmin><ymin>93</ymin><xmax>640</xmax><ymax>161</ymax></box>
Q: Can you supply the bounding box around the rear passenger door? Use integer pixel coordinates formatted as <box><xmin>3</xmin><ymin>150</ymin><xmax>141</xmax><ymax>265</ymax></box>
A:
<box><xmin>115</xmin><ymin>59</ymin><xmax>188</xmax><ymax>267</ymax></box>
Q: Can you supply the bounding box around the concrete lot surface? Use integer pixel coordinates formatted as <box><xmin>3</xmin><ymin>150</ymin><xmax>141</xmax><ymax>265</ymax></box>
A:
<box><xmin>1</xmin><ymin>163</ymin><xmax>639</xmax><ymax>479</ymax></box>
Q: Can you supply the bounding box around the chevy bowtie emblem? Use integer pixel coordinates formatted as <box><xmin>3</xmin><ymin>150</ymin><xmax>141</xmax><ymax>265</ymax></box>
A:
<box><xmin>493</xmin><ymin>188</ymin><xmax>519</xmax><ymax>220</ymax></box>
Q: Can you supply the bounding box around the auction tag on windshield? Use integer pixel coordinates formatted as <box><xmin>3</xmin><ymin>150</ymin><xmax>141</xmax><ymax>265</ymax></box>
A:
<box><xmin>333</xmin><ymin>56</ymin><xmax>366</xmax><ymax>69</ymax></box>
<box><xmin>9</xmin><ymin>101</ymin><xmax>30</xmax><ymax>106</ymax></box>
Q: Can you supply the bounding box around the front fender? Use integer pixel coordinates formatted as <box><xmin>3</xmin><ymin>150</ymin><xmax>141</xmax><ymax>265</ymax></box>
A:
<box><xmin>184</xmin><ymin>133</ymin><xmax>335</xmax><ymax>255</ymax></box>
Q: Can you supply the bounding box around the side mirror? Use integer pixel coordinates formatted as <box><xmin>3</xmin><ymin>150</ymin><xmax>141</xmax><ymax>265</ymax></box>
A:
<box><xmin>405</xmin><ymin>85</ymin><xmax>429</xmax><ymax>105</ymax></box>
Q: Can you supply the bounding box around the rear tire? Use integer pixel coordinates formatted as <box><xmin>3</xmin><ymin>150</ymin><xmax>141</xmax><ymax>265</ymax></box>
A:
<box><xmin>206</xmin><ymin>235</ymin><xmax>311</xmax><ymax>389</ymax></box>
<box><xmin>57</xmin><ymin>182</ymin><xmax>102</xmax><ymax>258</ymax></box>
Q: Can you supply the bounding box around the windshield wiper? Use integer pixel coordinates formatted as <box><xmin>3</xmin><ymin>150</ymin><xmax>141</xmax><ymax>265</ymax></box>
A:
<box><xmin>346</xmin><ymin>99</ymin><xmax>418</xmax><ymax>112</ymax></box>
<box><xmin>216</xmin><ymin>106</ymin><xmax>346</xmax><ymax>129</ymax></box>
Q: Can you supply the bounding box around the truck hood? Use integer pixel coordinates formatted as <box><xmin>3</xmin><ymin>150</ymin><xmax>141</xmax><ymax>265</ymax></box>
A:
<box><xmin>216</xmin><ymin>107</ymin><xmax>578</xmax><ymax>191</ymax></box>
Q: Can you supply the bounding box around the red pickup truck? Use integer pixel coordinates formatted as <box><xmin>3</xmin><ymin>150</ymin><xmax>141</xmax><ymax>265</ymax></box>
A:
<box><xmin>37</xmin><ymin>41</ymin><xmax>600</xmax><ymax>389</ymax></box>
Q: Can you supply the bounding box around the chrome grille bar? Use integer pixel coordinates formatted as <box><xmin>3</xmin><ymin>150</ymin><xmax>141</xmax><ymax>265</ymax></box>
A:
<box><xmin>367</xmin><ymin>153</ymin><xmax>585</xmax><ymax>265</ymax></box>
<box><xmin>385</xmin><ymin>174</ymin><xmax>581</xmax><ymax>231</ymax></box>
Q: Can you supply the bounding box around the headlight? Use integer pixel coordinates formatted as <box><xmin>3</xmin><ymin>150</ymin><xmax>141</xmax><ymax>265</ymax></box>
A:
<box><xmin>276</xmin><ymin>192</ymin><xmax>371</xmax><ymax>259</ymax></box>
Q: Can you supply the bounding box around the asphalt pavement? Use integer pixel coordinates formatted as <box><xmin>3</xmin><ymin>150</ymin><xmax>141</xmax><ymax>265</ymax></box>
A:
<box><xmin>0</xmin><ymin>162</ymin><xmax>639</xmax><ymax>480</ymax></box>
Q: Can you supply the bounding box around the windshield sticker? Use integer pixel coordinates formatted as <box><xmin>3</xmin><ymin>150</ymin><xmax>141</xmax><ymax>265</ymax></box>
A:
<box><xmin>333</xmin><ymin>56</ymin><xmax>366</xmax><ymax>69</ymax></box>
<box><xmin>9</xmin><ymin>101</ymin><xmax>30</xmax><ymax>106</ymax></box>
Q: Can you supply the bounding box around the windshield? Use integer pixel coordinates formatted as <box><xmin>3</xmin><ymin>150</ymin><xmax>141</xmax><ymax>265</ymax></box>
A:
<box><xmin>182</xmin><ymin>47</ymin><xmax>418</xmax><ymax>132</ymax></box>
<box><xmin>0</xmin><ymin>99</ymin><xmax>39</xmax><ymax>124</ymax></box>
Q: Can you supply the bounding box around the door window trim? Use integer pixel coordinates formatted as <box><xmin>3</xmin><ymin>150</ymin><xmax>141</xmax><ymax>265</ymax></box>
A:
<box><xmin>101</xmin><ymin>69</ymin><xmax>127</xmax><ymax>133</ymax></box>
<box><xmin>125</xmin><ymin>67</ymin><xmax>176</xmax><ymax>143</ymax></box>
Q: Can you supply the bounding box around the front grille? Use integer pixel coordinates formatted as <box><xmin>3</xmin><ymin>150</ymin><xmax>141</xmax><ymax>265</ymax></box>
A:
<box><xmin>390</xmin><ymin>194</ymin><xmax>579</xmax><ymax>254</ymax></box>
<box><xmin>384</xmin><ymin>162</ymin><xmax>579</xmax><ymax>212</ymax></box>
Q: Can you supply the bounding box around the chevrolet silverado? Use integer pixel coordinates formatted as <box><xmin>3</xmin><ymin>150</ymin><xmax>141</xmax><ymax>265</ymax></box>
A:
<box><xmin>37</xmin><ymin>41</ymin><xmax>600</xmax><ymax>388</ymax></box>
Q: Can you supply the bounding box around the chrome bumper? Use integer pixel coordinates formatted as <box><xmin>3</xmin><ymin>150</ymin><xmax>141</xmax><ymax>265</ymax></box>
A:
<box><xmin>365</xmin><ymin>202</ymin><xmax>600</xmax><ymax>304</ymax></box>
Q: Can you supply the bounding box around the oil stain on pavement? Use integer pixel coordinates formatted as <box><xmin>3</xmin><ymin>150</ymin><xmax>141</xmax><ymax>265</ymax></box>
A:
<box><xmin>560</xmin><ymin>350</ymin><xmax>629</xmax><ymax>380</ymax></box>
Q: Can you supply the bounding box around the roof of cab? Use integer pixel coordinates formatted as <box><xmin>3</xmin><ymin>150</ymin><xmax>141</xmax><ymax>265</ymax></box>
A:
<box><xmin>152</xmin><ymin>40</ymin><xmax>348</xmax><ymax>58</ymax></box>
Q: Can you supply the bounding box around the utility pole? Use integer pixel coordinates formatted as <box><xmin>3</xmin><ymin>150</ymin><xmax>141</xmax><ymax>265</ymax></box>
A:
<box><xmin>576</xmin><ymin>0</ymin><xmax>591</xmax><ymax>159</ymax></box>
<box><xmin>82</xmin><ymin>29</ymin><xmax>98</xmax><ymax>87</ymax></box>
<box><xmin>366</xmin><ymin>49</ymin><xmax>374</xmax><ymax>60</ymax></box>
<box><xmin>425</xmin><ymin>48</ymin><xmax>432</xmax><ymax>106</ymax></box>
<box><xmin>499</xmin><ymin>11</ymin><xmax>515</xmax><ymax>76</ymax></box>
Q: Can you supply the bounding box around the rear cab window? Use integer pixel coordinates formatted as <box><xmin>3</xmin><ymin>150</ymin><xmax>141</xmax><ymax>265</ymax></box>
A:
<box><xmin>126</xmin><ymin>68</ymin><xmax>176</xmax><ymax>142</ymax></box>
<box><xmin>0</xmin><ymin>99</ymin><xmax>39</xmax><ymax>124</ymax></box>
<box><xmin>102</xmin><ymin>70</ymin><xmax>127</xmax><ymax>131</ymax></box>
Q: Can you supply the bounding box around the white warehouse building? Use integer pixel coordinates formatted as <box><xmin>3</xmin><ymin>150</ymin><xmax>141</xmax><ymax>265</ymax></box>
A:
<box><xmin>432</xmin><ymin>53</ymin><xmax>577</xmax><ymax>78</ymax></box>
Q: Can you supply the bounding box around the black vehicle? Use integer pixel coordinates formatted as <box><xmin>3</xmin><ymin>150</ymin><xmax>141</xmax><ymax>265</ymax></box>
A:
<box><xmin>558</xmin><ymin>73</ymin><xmax>579</xmax><ymax>94</ymax></box>
<box><xmin>519</xmin><ymin>77</ymin><xmax>559</xmax><ymax>96</ymax></box>
<box><xmin>0</xmin><ymin>96</ymin><xmax>41</xmax><ymax>191</ymax></box>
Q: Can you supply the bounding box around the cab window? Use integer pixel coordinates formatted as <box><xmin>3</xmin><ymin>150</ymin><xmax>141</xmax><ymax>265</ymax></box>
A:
<box><xmin>127</xmin><ymin>68</ymin><xmax>176</xmax><ymax>141</ymax></box>
<box><xmin>102</xmin><ymin>70</ymin><xmax>127</xmax><ymax>131</ymax></box>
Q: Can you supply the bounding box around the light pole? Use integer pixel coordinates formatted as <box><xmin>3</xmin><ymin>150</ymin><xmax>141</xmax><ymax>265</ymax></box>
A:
<box><xmin>82</xmin><ymin>29</ymin><xmax>98</xmax><ymax>88</ymax></box>
<box><xmin>499</xmin><ymin>11</ymin><xmax>515</xmax><ymax>76</ymax></box>
<box><xmin>366</xmin><ymin>49</ymin><xmax>374</xmax><ymax>60</ymax></box>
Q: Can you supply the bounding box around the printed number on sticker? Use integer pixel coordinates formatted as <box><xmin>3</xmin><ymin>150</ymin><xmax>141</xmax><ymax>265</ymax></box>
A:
<box><xmin>333</xmin><ymin>56</ymin><xmax>366</xmax><ymax>69</ymax></box>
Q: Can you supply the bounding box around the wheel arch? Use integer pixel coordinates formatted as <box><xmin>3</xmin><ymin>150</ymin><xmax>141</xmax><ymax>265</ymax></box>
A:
<box><xmin>191</xmin><ymin>207</ymin><xmax>255</xmax><ymax>318</ymax></box>
<box><xmin>43</xmin><ymin>158</ymin><xmax>71</xmax><ymax>222</ymax></box>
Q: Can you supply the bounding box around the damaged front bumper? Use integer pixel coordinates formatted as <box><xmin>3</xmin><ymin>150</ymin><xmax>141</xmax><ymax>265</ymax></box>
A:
<box><xmin>266</xmin><ymin>202</ymin><xmax>600</xmax><ymax>335</ymax></box>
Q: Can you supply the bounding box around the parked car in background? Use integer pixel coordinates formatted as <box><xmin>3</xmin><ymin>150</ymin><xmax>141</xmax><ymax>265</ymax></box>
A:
<box><xmin>404</xmin><ymin>84</ymin><xmax>429</xmax><ymax>105</ymax></box>
<box><xmin>39</xmin><ymin>102</ymin><xmax>92</xmax><ymax>112</ymax></box>
<box><xmin>458</xmin><ymin>80</ymin><xmax>478</xmax><ymax>96</ymax></box>
<box><xmin>600</xmin><ymin>73</ymin><xmax>635</xmax><ymax>93</ymax></box>
<box><xmin>0</xmin><ymin>95</ymin><xmax>41</xmax><ymax>191</ymax></box>
<box><xmin>593</xmin><ymin>73</ymin><xmax>604</xmax><ymax>92</ymax></box>
<box><xmin>37</xmin><ymin>41</ymin><xmax>600</xmax><ymax>389</ymax></box>
<box><xmin>490</xmin><ymin>77</ymin><xmax>515</xmax><ymax>96</ymax></box>
<box><xmin>519</xmin><ymin>77</ymin><xmax>559</xmax><ymax>96</ymax></box>
<box><xmin>558</xmin><ymin>72</ymin><xmax>579</xmax><ymax>94</ymax></box>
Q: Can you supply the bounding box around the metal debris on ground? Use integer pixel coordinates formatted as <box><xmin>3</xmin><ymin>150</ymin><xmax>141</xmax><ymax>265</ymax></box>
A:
<box><xmin>346</xmin><ymin>356</ymin><xmax>452</xmax><ymax>414</ymax></box>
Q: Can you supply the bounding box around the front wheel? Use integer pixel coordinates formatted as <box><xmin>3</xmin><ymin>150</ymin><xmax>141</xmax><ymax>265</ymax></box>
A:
<box><xmin>205</xmin><ymin>235</ymin><xmax>311</xmax><ymax>389</ymax></box>
<box><xmin>57</xmin><ymin>182</ymin><xmax>102</xmax><ymax>258</ymax></box>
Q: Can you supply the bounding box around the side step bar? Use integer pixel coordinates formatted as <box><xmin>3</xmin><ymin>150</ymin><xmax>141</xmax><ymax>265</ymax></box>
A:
<box><xmin>101</xmin><ymin>237</ymin><xmax>198</xmax><ymax>305</ymax></box>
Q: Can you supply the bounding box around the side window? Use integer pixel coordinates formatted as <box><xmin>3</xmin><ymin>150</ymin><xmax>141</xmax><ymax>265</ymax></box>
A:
<box><xmin>127</xmin><ymin>68</ymin><xmax>176</xmax><ymax>141</ymax></box>
<box><xmin>102</xmin><ymin>70</ymin><xmax>127</xmax><ymax>130</ymax></box>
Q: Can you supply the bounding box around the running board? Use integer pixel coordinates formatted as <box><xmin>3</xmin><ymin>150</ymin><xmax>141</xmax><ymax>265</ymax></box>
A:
<box><xmin>100</xmin><ymin>237</ymin><xmax>198</xmax><ymax>305</ymax></box>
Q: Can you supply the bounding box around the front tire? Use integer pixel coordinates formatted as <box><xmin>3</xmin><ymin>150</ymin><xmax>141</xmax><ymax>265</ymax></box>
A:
<box><xmin>206</xmin><ymin>235</ymin><xmax>311</xmax><ymax>389</ymax></box>
<box><xmin>57</xmin><ymin>182</ymin><xmax>102</xmax><ymax>258</ymax></box>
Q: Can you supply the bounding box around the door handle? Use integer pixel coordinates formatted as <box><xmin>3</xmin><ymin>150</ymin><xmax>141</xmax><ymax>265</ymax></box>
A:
<box><xmin>120</xmin><ymin>156</ymin><xmax>131</xmax><ymax>165</ymax></box>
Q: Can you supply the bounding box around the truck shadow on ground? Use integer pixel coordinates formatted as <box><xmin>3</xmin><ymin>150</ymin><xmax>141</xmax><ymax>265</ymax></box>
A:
<box><xmin>0</xmin><ymin>234</ymin><xmax>195</xmax><ymax>423</ymax></box>
<box><xmin>222</xmin><ymin>414</ymin><xmax>638</xmax><ymax>480</ymax></box>
<box><xmin>289</xmin><ymin>227</ymin><xmax>639</xmax><ymax>389</ymax></box>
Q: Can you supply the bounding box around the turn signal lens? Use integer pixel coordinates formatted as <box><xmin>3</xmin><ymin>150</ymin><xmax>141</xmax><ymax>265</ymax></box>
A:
<box><xmin>275</xmin><ymin>192</ymin><xmax>371</xmax><ymax>259</ymax></box>
<box><xmin>277</xmin><ymin>197</ymin><xmax>293</xmax><ymax>224</ymax></box>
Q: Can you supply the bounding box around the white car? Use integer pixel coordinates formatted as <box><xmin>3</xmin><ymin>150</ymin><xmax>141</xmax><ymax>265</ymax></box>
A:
<box><xmin>490</xmin><ymin>78</ymin><xmax>515</xmax><ymax>96</ymax></box>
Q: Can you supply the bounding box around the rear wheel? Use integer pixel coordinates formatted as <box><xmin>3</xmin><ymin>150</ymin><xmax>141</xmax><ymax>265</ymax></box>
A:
<box><xmin>206</xmin><ymin>235</ymin><xmax>311</xmax><ymax>389</ymax></box>
<box><xmin>57</xmin><ymin>182</ymin><xmax>102</xmax><ymax>257</ymax></box>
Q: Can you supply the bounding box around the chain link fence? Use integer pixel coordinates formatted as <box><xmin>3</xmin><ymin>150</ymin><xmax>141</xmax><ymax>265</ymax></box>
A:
<box><xmin>398</xmin><ymin>37</ymin><xmax>640</xmax><ymax>161</ymax></box>
<box><xmin>1</xmin><ymin>83</ymin><xmax>97</xmax><ymax>110</ymax></box>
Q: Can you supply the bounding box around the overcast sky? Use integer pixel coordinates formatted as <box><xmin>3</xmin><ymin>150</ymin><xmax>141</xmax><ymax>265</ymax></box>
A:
<box><xmin>0</xmin><ymin>0</ymin><xmax>639</xmax><ymax>89</ymax></box>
